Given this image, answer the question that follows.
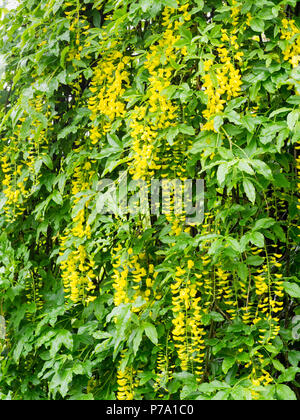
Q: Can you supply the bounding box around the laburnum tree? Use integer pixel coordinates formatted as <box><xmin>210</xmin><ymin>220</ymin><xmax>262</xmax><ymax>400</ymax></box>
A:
<box><xmin>0</xmin><ymin>0</ymin><xmax>299</xmax><ymax>401</ymax></box>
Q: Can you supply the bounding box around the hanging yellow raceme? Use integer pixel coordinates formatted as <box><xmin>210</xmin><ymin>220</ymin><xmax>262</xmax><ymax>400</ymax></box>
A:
<box><xmin>116</xmin><ymin>352</ymin><xmax>135</xmax><ymax>400</ymax></box>
<box><xmin>112</xmin><ymin>245</ymin><xmax>157</xmax><ymax>310</ymax></box>
<box><xmin>281</xmin><ymin>18</ymin><xmax>300</xmax><ymax>68</ymax></box>
<box><xmin>88</xmin><ymin>51</ymin><xmax>131</xmax><ymax>145</ymax></box>
<box><xmin>171</xmin><ymin>259</ymin><xmax>206</xmax><ymax>380</ymax></box>
<box><xmin>1</xmin><ymin>95</ymin><xmax>51</xmax><ymax>222</ymax></box>
<box><xmin>128</xmin><ymin>4</ymin><xmax>190</xmax><ymax>181</ymax></box>
<box><xmin>202</xmin><ymin>44</ymin><xmax>243</xmax><ymax>132</ymax></box>
<box><xmin>59</xmin><ymin>162</ymin><xmax>97</xmax><ymax>305</ymax></box>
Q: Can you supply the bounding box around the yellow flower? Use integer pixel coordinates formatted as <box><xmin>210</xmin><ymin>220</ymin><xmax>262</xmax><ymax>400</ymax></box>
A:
<box><xmin>187</xmin><ymin>260</ymin><xmax>194</xmax><ymax>270</ymax></box>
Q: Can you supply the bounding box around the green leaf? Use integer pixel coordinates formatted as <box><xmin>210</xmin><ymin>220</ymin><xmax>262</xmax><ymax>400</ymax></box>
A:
<box><xmin>217</xmin><ymin>163</ymin><xmax>230</xmax><ymax>186</ymax></box>
<box><xmin>287</xmin><ymin>110</ymin><xmax>299</xmax><ymax>131</ymax></box>
<box><xmin>251</xmin><ymin>160</ymin><xmax>273</xmax><ymax>180</ymax></box>
<box><xmin>210</xmin><ymin>311</ymin><xmax>224</xmax><ymax>322</ymax></box>
<box><xmin>195</xmin><ymin>0</ymin><xmax>204</xmax><ymax>9</ymax></box>
<box><xmin>250</xmin><ymin>18</ymin><xmax>265</xmax><ymax>32</ymax></box>
<box><xmin>96</xmin><ymin>192</ymin><xmax>108</xmax><ymax>214</ymax></box>
<box><xmin>236</xmin><ymin>263</ymin><xmax>248</xmax><ymax>282</ymax></box>
<box><xmin>166</xmin><ymin>126</ymin><xmax>179</xmax><ymax>145</ymax></box>
<box><xmin>51</xmin><ymin>191</ymin><xmax>63</xmax><ymax>206</ymax></box>
<box><xmin>180</xmin><ymin>383</ymin><xmax>198</xmax><ymax>399</ymax></box>
<box><xmin>162</xmin><ymin>0</ymin><xmax>178</xmax><ymax>8</ymax></box>
<box><xmin>41</xmin><ymin>154</ymin><xmax>54</xmax><ymax>170</ymax></box>
<box><xmin>228</xmin><ymin>237</ymin><xmax>241</xmax><ymax>253</ymax></box>
<box><xmin>140</xmin><ymin>0</ymin><xmax>152</xmax><ymax>12</ymax></box>
<box><xmin>58</xmin><ymin>125</ymin><xmax>78</xmax><ymax>139</ymax></box>
<box><xmin>179</xmin><ymin>124</ymin><xmax>195</xmax><ymax>136</ymax></box>
<box><xmin>287</xmin><ymin>95</ymin><xmax>300</xmax><ymax>105</ymax></box>
<box><xmin>49</xmin><ymin>369</ymin><xmax>73</xmax><ymax>399</ymax></box>
<box><xmin>249</xmin><ymin>232</ymin><xmax>265</xmax><ymax>248</ymax></box>
<box><xmin>144</xmin><ymin>323</ymin><xmax>158</xmax><ymax>345</ymax></box>
<box><xmin>231</xmin><ymin>386</ymin><xmax>252</xmax><ymax>401</ymax></box>
<box><xmin>278</xmin><ymin>367</ymin><xmax>300</xmax><ymax>383</ymax></box>
<box><xmin>283</xmin><ymin>282</ymin><xmax>300</xmax><ymax>299</ymax></box>
<box><xmin>288</xmin><ymin>351</ymin><xmax>300</xmax><ymax>367</ymax></box>
<box><xmin>253</xmin><ymin>218</ymin><xmax>275</xmax><ymax>231</ymax></box>
<box><xmin>198</xmin><ymin>381</ymin><xmax>230</xmax><ymax>394</ymax></box>
<box><xmin>132</xmin><ymin>327</ymin><xmax>144</xmax><ymax>355</ymax></box>
<box><xmin>246</xmin><ymin>255</ymin><xmax>265</xmax><ymax>266</ymax></box>
<box><xmin>222</xmin><ymin>357</ymin><xmax>235</xmax><ymax>374</ymax></box>
<box><xmin>273</xmin><ymin>224</ymin><xmax>286</xmax><ymax>242</ymax></box>
<box><xmin>214</xmin><ymin>115</ymin><xmax>224</xmax><ymax>132</ymax></box>
<box><xmin>243</xmin><ymin>179</ymin><xmax>256</xmax><ymax>204</ymax></box>
<box><xmin>225</xmin><ymin>97</ymin><xmax>247</xmax><ymax>112</ymax></box>
<box><xmin>53</xmin><ymin>0</ymin><xmax>64</xmax><ymax>14</ymax></box>
<box><xmin>50</xmin><ymin>330</ymin><xmax>73</xmax><ymax>358</ymax></box>
<box><xmin>272</xmin><ymin>360</ymin><xmax>285</xmax><ymax>373</ymax></box>
<box><xmin>276</xmin><ymin>385</ymin><xmax>297</xmax><ymax>401</ymax></box>
<box><xmin>60</xmin><ymin>46</ymin><xmax>70</xmax><ymax>69</ymax></box>
<box><xmin>238</xmin><ymin>160</ymin><xmax>255</xmax><ymax>175</ymax></box>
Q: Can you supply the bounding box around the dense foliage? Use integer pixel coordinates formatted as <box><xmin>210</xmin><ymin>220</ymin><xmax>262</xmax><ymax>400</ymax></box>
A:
<box><xmin>0</xmin><ymin>0</ymin><xmax>299</xmax><ymax>401</ymax></box>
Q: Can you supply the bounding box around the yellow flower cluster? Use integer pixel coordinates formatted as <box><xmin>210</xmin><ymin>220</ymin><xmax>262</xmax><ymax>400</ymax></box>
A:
<box><xmin>60</xmin><ymin>242</ymin><xmax>97</xmax><ymax>304</ymax></box>
<box><xmin>202</xmin><ymin>45</ymin><xmax>242</xmax><ymax>131</ymax></box>
<box><xmin>162</xmin><ymin>138</ymin><xmax>190</xmax><ymax>180</ymax></box>
<box><xmin>116</xmin><ymin>369</ymin><xmax>134</xmax><ymax>400</ymax></box>
<box><xmin>116</xmin><ymin>353</ymin><xmax>135</xmax><ymax>400</ymax></box>
<box><xmin>154</xmin><ymin>351</ymin><xmax>173</xmax><ymax>397</ymax></box>
<box><xmin>1</xmin><ymin>153</ymin><xmax>27</xmax><ymax>222</ymax></box>
<box><xmin>201</xmin><ymin>19</ymin><xmax>244</xmax><ymax>131</ymax></box>
<box><xmin>246</xmin><ymin>350</ymin><xmax>275</xmax><ymax>393</ymax></box>
<box><xmin>245</xmin><ymin>13</ymin><xmax>252</xmax><ymax>28</ymax></box>
<box><xmin>251</xmin><ymin>365</ymin><xmax>274</xmax><ymax>392</ymax></box>
<box><xmin>254</xmin><ymin>251</ymin><xmax>284</xmax><ymax>325</ymax></box>
<box><xmin>195</xmin><ymin>213</ymin><xmax>216</xmax><ymax>313</ymax></box>
<box><xmin>162</xmin><ymin>183</ymin><xmax>185</xmax><ymax>237</ymax></box>
<box><xmin>189</xmin><ymin>286</ymin><xmax>206</xmax><ymax>381</ymax></box>
<box><xmin>171</xmin><ymin>262</ymin><xmax>205</xmax><ymax>379</ymax></box>
<box><xmin>129</xmin><ymin>107</ymin><xmax>159</xmax><ymax>181</ymax></box>
<box><xmin>230</xmin><ymin>0</ymin><xmax>241</xmax><ymax>27</ymax></box>
<box><xmin>247</xmin><ymin>357</ymin><xmax>276</xmax><ymax>398</ymax></box>
<box><xmin>162</xmin><ymin>3</ymin><xmax>191</xmax><ymax>28</ymax></box>
<box><xmin>236</xmin><ymin>245</ymin><xmax>285</xmax><ymax>394</ymax></box>
<box><xmin>165</xmin><ymin>206</ymin><xmax>285</xmax><ymax>386</ymax></box>
<box><xmin>59</xmin><ymin>163</ymin><xmax>97</xmax><ymax>305</ymax></box>
<box><xmin>216</xmin><ymin>267</ymin><xmax>238</xmax><ymax>320</ymax></box>
<box><xmin>131</xmin><ymin>254</ymin><xmax>156</xmax><ymax>309</ymax></box>
<box><xmin>129</xmin><ymin>5</ymin><xmax>190</xmax><ymax>180</ymax></box>
<box><xmin>70</xmin><ymin>163</ymin><xmax>95</xmax><ymax>239</ymax></box>
<box><xmin>27</xmin><ymin>96</ymin><xmax>51</xmax><ymax>189</ymax></box>
<box><xmin>171</xmin><ymin>266</ymin><xmax>190</xmax><ymax>371</ymax></box>
<box><xmin>158</xmin><ymin>138</ymin><xmax>192</xmax><ymax>235</ymax></box>
<box><xmin>88</xmin><ymin>52</ymin><xmax>131</xmax><ymax>145</ymax></box>
<box><xmin>1</xmin><ymin>96</ymin><xmax>50</xmax><ymax>222</ymax></box>
<box><xmin>65</xmin><ymin>1</ymin><xmax>91</xmax><ymax>83</ymax></box>
<box><xmin>112</xmin><ymin>245</ymin><xmax>157</xmax><ymax>310</ymax></box>
<box><xmin>112</xmin><ymin>245</ymin><xmax>130</xmax><ymax>307</ymax></box>
<box><xmin>233</xmin><ymin>244</ymin><xmax>285</xmax><ymax>339</ymax></box>
<box><xmin>281</xmin><ymin>18</ymin><xmax>300</xmax><ymax>68</ymax></box>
